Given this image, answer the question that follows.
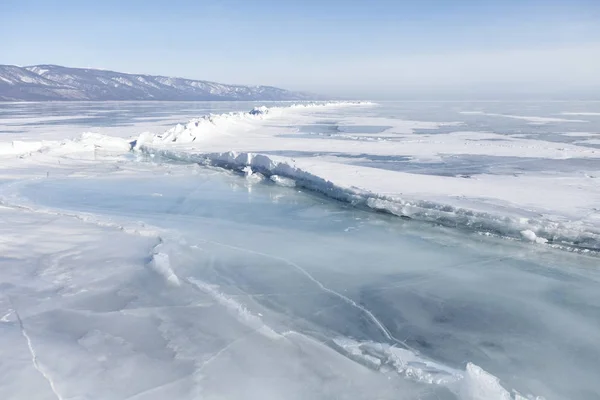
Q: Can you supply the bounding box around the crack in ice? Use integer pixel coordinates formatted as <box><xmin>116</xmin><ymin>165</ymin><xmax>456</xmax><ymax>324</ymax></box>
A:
<box><xmin>11</xmin><ymin>304</ymin><xmax>64</xmax><ymax>400</ymax></box>
<box><xmin>195</xmin><ymin>333</ymin><xmax>250</xmax><ymax>374</ymax></box>
<box><xmin>197</xmin><ymin>238</ymin><xmax>412</xmax><ymax>349</ymax></box>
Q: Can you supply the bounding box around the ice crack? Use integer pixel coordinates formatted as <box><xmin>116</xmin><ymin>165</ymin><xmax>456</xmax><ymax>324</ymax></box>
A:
<box><xmin>12</xmin><ymin>305</ymin><xmax>64</xmax><ymax>400</ymax></box>
<box><xmin>198</xmin><ymin>239</ymin><xmax>411</xmax><ymax>349</ymax></box>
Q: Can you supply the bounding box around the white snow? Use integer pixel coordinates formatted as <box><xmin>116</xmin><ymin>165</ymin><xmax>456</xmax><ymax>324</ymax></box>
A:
<box><xmin>150</xmin><ymin>251</ymin><xmax>181</xmax><ymax>286</ymax></box>
<box><xmin>0</xmin><ymin>140</ymin><xmax>47</xmax><ymax>155</ymax></box>
<box><xmin>25</xmin><ymin>66</ymin><xmax>49</xmax><ymax>76</ymax></box>
<box><xmin>113</xmin><ymin>77</ymin><xmax>134</xmax><ymax>87</ymax></box>
<box><xmin>17</xmin><ymin>75</ymin><xmax>39</xmax><ymax>84</ymax></box>
<box><xmin>0</xmin><ymin>133</ymin><xmax>132</xmax><ymax>157</ymax></box>
<box><xmin>520</xmin><ymin>229</ymin><xmax>548</xmax><ymax>244</ymax></box>
<box><xmin>460</xmin><ymin>363</ymin><xmax>512</xmax><ymax>400</ymax></box>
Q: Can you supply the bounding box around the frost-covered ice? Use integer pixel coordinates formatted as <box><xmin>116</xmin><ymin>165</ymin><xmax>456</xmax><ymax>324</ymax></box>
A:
<box><xmin>1</xmin><ymin>100</ymin><xmax>600</xmax><ymax>399</ymax></box>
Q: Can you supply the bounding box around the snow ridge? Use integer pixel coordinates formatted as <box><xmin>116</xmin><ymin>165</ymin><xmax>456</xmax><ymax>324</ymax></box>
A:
<box><xmin>138</xmin><ymin>147</ymin><xmax>600</xmax><ymax>254</ymax></box>
<box><xmin>134</xmin><ymin>101</ymin><xmax>375</xmax><ymax>145</ymax></box>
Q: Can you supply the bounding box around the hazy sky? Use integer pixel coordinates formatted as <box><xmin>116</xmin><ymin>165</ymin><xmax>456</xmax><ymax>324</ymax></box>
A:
<box><xmin>2</xmin><ymin>0</ymin><xmax>600</xmax><ymax>98</ymax></box>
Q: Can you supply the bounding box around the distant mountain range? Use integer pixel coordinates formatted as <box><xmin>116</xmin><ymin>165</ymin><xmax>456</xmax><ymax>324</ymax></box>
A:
<box><xmin>0</xmin><ymin>64</ymin><xmax>318</xmax><ymax>101</ymax></box>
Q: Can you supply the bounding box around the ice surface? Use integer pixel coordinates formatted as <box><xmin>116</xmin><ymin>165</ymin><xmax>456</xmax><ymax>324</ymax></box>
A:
<box><xmin>1</xmin><ymin>101</ymin><xmax>600</xmax><ymax>399</ymax></box>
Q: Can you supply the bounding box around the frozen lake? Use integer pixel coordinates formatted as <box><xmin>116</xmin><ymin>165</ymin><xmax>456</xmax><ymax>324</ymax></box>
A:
<box><xmin>1</xmin><ymin>101</ymin><xmax>600</xmax><ymax>400</ymax></box>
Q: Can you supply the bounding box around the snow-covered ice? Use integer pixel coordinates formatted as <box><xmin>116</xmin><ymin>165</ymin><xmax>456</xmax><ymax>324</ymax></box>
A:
<box><xmin>1</xmin><ymin>100</ymin><xmax>600</xmax><ymax>399</ymax></box>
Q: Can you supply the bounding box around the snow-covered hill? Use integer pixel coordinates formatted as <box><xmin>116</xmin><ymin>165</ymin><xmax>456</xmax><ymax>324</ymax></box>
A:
<box><xmin>0</xmin><ymin>64</ymin><xmax>318</xmax><ymax>101</ymax></box>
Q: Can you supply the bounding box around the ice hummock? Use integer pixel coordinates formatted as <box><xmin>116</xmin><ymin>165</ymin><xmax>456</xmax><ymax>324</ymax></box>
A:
<box><xmin>127</xmin><ymin>101</ymin><xmax>600</xmax><ymax>253</ymax></box>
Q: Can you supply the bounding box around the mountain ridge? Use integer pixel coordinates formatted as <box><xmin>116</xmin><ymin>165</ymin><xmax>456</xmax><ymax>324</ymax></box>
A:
<box><xmin>0</xmin><ymin>64</ymin><xmax>319</xmax><ymax>101</ymax></box>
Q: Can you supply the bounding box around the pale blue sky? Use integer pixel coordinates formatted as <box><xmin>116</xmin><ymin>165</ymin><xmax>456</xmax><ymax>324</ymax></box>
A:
<box><xmin>2</xmin><ymin>0</ymin><xmax>600</xmax><ymax>98</ymax></box>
